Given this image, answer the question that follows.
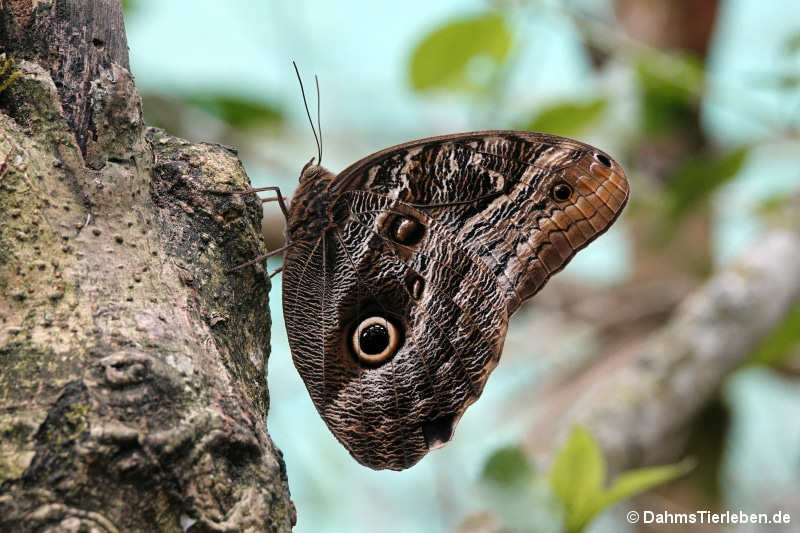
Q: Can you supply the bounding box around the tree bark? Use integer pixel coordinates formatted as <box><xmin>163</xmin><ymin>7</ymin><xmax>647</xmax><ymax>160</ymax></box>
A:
<box><xmin>0</xmin><ymin>1</ymin><xmax>295</xmax><ymax>531</ymax></box>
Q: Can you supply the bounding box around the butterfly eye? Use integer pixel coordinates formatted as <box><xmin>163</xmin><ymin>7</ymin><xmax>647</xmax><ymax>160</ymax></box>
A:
<box><xmin>351</xmin><ymin>316</ymin><xmax>401</xmax><ymax>365</ymax></box>
<box><xmin>388</xmin><ymin>215</ymin><xmax>425</xmax><ymax>246</ymax></box>
<box><xmin>551</xmin><ymin>182</ymin><xmax>573</xmax><ymax>202</ymax></box>
<box><xmin>594</xmin><ymin>153</ymin><xmax>612</xmax><ymax>168</ymax></box>
<box><xmin>299</xmin><ymin>157</ymin><xmax>316</xmax><ymax>180</ymax></box>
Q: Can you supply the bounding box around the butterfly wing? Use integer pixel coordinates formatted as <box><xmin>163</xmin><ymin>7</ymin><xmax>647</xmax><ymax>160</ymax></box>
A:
<box><xmin>282</xmin><ymin>131</ymin><xmax>629</xmax><ymax>470</ymax></box>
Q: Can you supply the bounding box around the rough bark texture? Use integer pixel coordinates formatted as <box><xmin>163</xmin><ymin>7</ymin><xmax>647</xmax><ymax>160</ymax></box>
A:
<box><xmin>527</xmin><ymin>228</ymin><xmax>800</xmax><ymax>474</ymax></box>
<box><xmin>0</xmin><ymin>1</ymin><xmax>295</xmax><ymax>531</ymax></box>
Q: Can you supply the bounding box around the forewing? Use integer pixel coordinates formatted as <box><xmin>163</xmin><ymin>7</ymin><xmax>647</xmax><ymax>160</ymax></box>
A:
<box><xmin>335</xmin><ymin>130</ymin><xmax>630</xmax><ymax>312</ymax></box>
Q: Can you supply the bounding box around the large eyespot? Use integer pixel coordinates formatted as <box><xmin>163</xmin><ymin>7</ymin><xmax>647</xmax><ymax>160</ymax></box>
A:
<box><xmin>594</xmin><ymin>152</ymin><xmax>612</xmax><ymax>168</ymax></box>
<box><xmin>551</xmin><ymin>182</ymin><xmax>573</xmax><ymax>202</ymax></box>
<box><xmin>388</xmin><ymin>215</ymin><xmax>425</xmax><ymax>246</ymax></box>
<box><xmin>351</xmin><ymin>316</ymin><xmax>401</xmax><ymax>365</ymax></box>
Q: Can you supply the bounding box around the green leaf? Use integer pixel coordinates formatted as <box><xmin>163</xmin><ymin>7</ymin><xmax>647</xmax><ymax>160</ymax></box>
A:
<box><xmin>747</xmin><ymin>303</ymin><xmax>800</xmax><ymax>367</ymax></box>
<box><xmin>635</xmin><ymin>52</ymin><xmax>704</xmax><ymax>134</ymax></box>
<box><xmin>549</xmin><ymin>427</ymin><xmax>693</xmax><ymax>533</ymax></box>
<box><xmin>665</xmin><ymin>146</ymin><xmax>750</xmax><ymax>221</ymax></box>
<box><xmin>524</xmin><ymin>98</ymin><xmax>608</xmax><ymax>137</ymax></box>
<box><xmin>409</xmin><ymin>13</ymin><xmax>512</xmax><ymax>93</ymax></box>
<box><xmin>183</xmin><ymin>94</ymin><xmax>283</xmax><ymax>128</ymax></box>
<box><xmin>141</xmin><ymin>92</ymin><xmax>284</xmax><ymax>138</ymax></box>
<box><xmin>481</xmin><ymin>445</ymin><xmax>534</xmax><ymax>487</ymax></box>
<box><xmin>598</xmin><ymin>458</ymin><xmax>695</xmax><ymax>511</ymax></box>
<box><xmin>549</xmin><ymin>427</ymin><xmax>605</xmax><ymax>533</ymax></box>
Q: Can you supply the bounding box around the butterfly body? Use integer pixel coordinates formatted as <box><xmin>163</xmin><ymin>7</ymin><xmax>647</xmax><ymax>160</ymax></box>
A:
<box><xmin>285</xmin><ymin>165</ymin><xmax>337</xmax><ymax>239</ymax></box>
<box><xmin>281</xmin><ymin>131</ymin><xmax>628</xmax><ymax>470</ymax></box>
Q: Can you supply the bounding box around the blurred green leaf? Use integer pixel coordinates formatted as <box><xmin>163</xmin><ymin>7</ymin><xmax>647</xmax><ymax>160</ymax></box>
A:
<box><xmin>784</xmin><ymin>30</ymin><xmax>800</xmax><ymax>55</ymax></box>
<box><xmin>409</xmin><ymin>12</ymin><xmax>512</xmax><ymax>93</ymax></box>
<box><xmin>549</xmin><ymin>427</ymin><xmax>692</xmax><ymax>533</ymax></box>
<box><xmin>121</xmin><ymin>0</ymin><xmax>139</xmax><ymax>14</ymax></box>
<box><xmin>482</xmin><ymin>445</ymin><xmax>534</xmax><ymax>487</ymax></box>
<box><xmin>756</xmin><ymin>192</ymin><xmax>794</xmax><ymax>215</ymax></box>
<box><xmin>753</xmin><ymin>72</ymin><xmax>800</xmax><ymax>90</ymax></box>
<box><xmin>776</xmin><ymin>73</ymin><xmax>800</xmax><ymax>89</ymax></box>
<box><xmin>141</xmin><ymin>92</ymin><xmax>283</xmax><ymax>135</ymax></box>
<box><xmin>665</xmin><ymin>146</ymin><xmax>750</xmax><ymax>220</ymax></box>
<box><xmin>479</xmin><ymin>447</ymin><xmax>563</xmax><ymax>533</ymax></box>
<box><xmin>183</xmin><ymin>94</ymin><xmax>283</xmax><ymax>128</ymax></box>
<box><xmin>524</xmin><ymin>98</ymin><xmax>607</xmax><ymax>137</ymax></box>
<box><xmin>747</xmin><ymin>303</ymin><xmax>800</xmax><ymax>367</ymax></box>
<box><xmin>598</xmin><ymin>459</ymin><xmax>695</xmax><ymax>511</ymax></box>
<box><xmin>549</xmin><ymin>427</ymin><xmax>605</xmax><ymax>533</ymax></box>
<box><xmin>636</xmin><ymin>52</ymin><xmax>704</xmax><ymax>134</ymax></box>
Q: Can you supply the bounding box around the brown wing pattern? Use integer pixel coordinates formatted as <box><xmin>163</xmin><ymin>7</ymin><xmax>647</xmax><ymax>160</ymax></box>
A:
<box><xmin>282</xmin><ymin>131</ymin><xmax>629</xmax><ymax>470</ymax></box>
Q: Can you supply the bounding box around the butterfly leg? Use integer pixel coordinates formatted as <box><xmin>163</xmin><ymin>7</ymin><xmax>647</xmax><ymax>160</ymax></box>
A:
<box><xmin>226</xmin><ymin>242</ymin><xmax>293</xmax><ymax>274</ymax></box>
<box><xmin>203</xmin><ymin>185</ymin><xmax>294</xmax><ymax>274</ymax></box>
<box><xmin>203</xmin><ymin>185</ymin><xmax>291</xmax><ymax>222</ymax></box>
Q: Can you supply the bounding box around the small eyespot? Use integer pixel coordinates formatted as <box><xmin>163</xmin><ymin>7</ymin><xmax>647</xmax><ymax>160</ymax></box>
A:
<box><xmin>594</xmin><ymin>153</ymin><xmax>612</xmax><ymax>168</ymax></box>
<box><xmin>351</xmin><ymin>316</ymin><xmax>400</xmax><ymax>365</ymax></box>
<box><xmin>405</xmin><ymin>272</ymin><xmax>425</xmax><ymax>300</ymax></box>
<box><xmin>388</xmin><ymin>215</ymin><xmax>425</xmax><ymax>246</ymax></box>
<box><xmin>551</xmin><ymin>182</ymin><xmax>573</xmax><ymax>202</ymax></box>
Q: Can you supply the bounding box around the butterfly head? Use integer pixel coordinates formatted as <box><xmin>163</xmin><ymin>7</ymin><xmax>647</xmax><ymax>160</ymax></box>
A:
<box><xmin>298</xmin><ymin>157</ymin><xmax>327</xmax><ymax>182</ymax></box>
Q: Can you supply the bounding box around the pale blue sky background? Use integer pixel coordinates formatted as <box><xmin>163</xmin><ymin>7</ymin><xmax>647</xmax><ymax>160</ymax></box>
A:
<box><xmin>125</xmin><ymin>2</ymin><xmax>799</xmax><ymax>531</ymax></box>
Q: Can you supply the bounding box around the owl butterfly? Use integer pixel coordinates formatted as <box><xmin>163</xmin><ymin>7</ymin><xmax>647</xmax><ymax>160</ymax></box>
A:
<box><xmin>223</xmin><ymin>75</ymin><xmax>629</xmax><ymax>471</ymax></box>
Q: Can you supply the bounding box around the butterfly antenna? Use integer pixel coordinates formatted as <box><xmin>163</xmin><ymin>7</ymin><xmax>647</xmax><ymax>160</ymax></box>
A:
<box><xmin>293</xmin><ymin>61</ymin><xmax>321</xmax><ymax>165</ymax></box>
<box><xmin>315</xmin><ymin>74</ymin><xmax>322</xmax><ymax>165</ymax></box>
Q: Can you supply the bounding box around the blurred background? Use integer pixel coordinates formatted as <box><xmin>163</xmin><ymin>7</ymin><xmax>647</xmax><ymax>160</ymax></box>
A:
<box><xmin>123</xmin><ymin>0</ymin><xmax>800</xmax><ymax>531</ymax></box>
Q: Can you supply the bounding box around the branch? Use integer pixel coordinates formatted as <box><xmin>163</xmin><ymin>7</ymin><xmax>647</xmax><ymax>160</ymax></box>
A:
<box><xmin>528</xmin><ymin>229</ymin><xmax>800</xmax><ymax>473</ymax></box>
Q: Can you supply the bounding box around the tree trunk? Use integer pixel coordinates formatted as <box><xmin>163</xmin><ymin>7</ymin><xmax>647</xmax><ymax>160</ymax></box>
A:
<box><xmin>0</xmin><ymin>1</ymin><xmax>295</xmax><ymax>531</ymax></box>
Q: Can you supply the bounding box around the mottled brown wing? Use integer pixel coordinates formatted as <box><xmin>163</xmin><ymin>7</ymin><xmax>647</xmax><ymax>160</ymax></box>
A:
<box><xmin>282</xmin><ymin>131</ymin><xmax>629</xmax><ymax>470</ymax></box>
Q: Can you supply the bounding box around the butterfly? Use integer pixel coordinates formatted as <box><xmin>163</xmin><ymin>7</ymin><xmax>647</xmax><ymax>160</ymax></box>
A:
<box><xmin>216</xmin><ymin>70</ymin><xmax>629</xmax><ymax>471</ymax></box>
